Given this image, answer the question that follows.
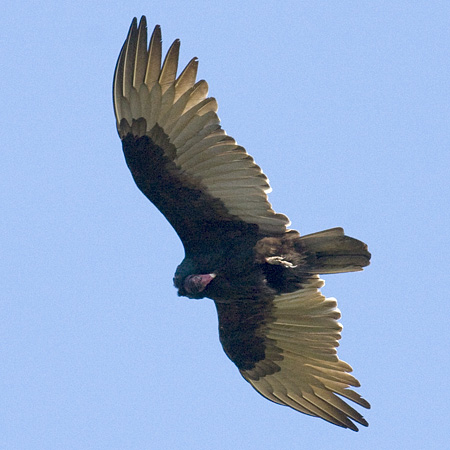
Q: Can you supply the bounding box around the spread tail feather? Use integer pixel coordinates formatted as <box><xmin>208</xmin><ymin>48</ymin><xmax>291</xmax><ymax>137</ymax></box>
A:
<box><xmin>297</xmin><ymin>227</ymin><xmax>371</xmax><ymax>274</ymax></box>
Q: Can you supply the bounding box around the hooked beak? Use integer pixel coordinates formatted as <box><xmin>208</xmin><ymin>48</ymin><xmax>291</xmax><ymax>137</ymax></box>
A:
<box><xmin>200</xmin><ymin>273</ymin><xmax>216</xmax><ymax>285</ymax></box>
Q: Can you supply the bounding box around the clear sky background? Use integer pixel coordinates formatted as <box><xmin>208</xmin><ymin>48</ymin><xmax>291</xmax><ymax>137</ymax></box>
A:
<box><xmin>2</xmin><ymin>1</ymin><xmax>449</xmax><ymax>449</ymax></box>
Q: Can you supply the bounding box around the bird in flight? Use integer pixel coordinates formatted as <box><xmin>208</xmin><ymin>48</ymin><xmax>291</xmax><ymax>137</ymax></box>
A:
<box><xmin>113</xmin><ymin>16</ymin><xmax>371</xmax><ymax>431</ymax></box>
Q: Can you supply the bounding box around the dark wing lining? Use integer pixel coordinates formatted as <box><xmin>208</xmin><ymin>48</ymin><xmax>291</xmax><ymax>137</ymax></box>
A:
<box><xmin>215</xmin><ymin>276</ymin><xmax>370</xmax><ymax>431</ymax></box>
<box><xmin>215</xmin><ymin>298</ymin><xmax>278</xmax><ymax>371</ymax></box>
<box><xmin>113</xmin><ymin>16</ymin><xmax>290</xmax><ymax>251</ymax></box>
<box><xmin>121</xmin><ymin>131</ymin><xmax>257</xmax><ymax>253</ymax></box>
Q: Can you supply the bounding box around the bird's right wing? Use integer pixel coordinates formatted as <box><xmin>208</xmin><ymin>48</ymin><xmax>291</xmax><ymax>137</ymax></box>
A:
<box><xmin>215</xmin><ymin>276</ymin><xmax>370</xmax><ymax>431</ymax></box>
<box><xmin>113</xmin><ymin>17</ymin><xmax>290</xmax><ymax>254</ymax></box>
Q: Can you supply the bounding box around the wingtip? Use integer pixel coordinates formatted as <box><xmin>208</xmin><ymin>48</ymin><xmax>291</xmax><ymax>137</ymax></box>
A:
<box><xmin>129</xmin><ymin>17</ymin><xmax>138</xmax><ymax>34</ymax></box>
<box><xmin>152</xmin><ymin>23</ymin><xmax>162</xmax><ymax>39</ymax></box>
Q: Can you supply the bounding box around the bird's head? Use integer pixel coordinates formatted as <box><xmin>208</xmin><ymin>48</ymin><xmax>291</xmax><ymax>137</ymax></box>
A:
<box><xmin>173</xmin><ymin>259</ymin><xmax>217</xmax><ymax>299</ymax></box>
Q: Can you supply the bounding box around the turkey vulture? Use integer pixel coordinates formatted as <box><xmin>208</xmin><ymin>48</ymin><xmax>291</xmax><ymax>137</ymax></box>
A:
<box><xmin>113</xmin><ymin>16</ymin><xmax>371</xmax><ymax>431</ymax></box>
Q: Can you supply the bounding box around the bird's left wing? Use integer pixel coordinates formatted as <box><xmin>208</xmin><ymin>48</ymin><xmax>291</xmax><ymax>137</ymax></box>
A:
<box><xmin>113</xmin><ymin>17</ymin><xmax>289</xmax><ymax>253</ymax></box>
<box><xmin>215</xmin><ymin>276</ymin><xmax>370</xmax><ymax>431</ymax></box>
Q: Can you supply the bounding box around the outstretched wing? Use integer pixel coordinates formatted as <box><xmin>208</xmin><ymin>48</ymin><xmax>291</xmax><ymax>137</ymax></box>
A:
<box><xmin>215</xmin><ymin>276</ymin><xmax>370</xmax><ymax>431</ymax></box>
<box><xmin>113</xmin><ymin>17</ymin><xmax>290</xmax><ymax>253</ymax></box>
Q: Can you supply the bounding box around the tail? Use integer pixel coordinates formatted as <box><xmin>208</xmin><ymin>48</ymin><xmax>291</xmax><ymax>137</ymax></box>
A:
<box><xmin>297</xmin><ymin>227</ymin><xmax>371</xmax><ymax>274</ymax></box>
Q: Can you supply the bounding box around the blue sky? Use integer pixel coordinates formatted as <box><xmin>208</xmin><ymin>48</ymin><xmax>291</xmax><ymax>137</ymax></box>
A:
<box><xmin>2</xmin><ymin>1</ymin><xmax>449</xmax><ymax>449</ymax></box>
